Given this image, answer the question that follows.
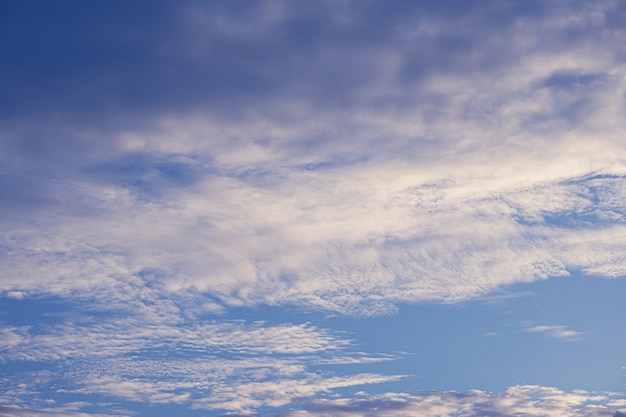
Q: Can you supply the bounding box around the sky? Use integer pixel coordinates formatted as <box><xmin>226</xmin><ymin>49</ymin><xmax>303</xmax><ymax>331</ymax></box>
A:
<box><xmin>1</xmin><ymin>0</ymin><xmax>626</xmax><ymax>416</ymax></box>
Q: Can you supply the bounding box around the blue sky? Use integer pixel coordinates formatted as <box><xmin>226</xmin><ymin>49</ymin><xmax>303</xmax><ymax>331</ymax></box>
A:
<box><xmin>1</xmin><ymin>1</ymin><xmax>626</xmax><ymax>416</ymax></box>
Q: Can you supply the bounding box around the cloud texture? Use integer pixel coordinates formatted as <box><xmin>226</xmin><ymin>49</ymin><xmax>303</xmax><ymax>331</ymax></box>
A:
<box><xmin>284</xmin><ymin>386</ymin><xmax>625</xmax><ymax>417</ymax></box>
<box><xmin>1</xmin><ymin>0</ymin><xmax>626</xmax><ymax>415</ymax></box>
<box><xmin>2</xmin><ymin>0</ymin><xmax>626</xmax><ymax>315</ymax></box>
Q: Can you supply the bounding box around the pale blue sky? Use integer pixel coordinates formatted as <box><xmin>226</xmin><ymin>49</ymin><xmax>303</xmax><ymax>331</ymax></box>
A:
<box><xmin>1</xmin><ymin>1</ymin><xmax>626</xmax><ymax>416</ymax></box>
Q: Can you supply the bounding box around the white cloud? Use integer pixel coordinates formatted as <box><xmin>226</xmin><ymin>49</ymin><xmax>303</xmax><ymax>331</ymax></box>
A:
<box><xmin>5</xmin><ymin>385</ymin><xmax>622</xmax><ymax>417</ymax></box>
<box><xmin>0</xmin><ymin>326</ymin><xmax>29</xmax><ymax>351</ymax></box>
<box><xmin>0</xmin><ymin>407</ymin><xmax>124</xmax><ymax>417</ymax></box>
<box><xmin>3</xmin><ymin>154</ymin><xmax>626</xmax><ymax>316</ymax></box>
<box><xmin>0</xmin><ymin>317</ymin><xmax>402</xmax><ymax>414</ymax></box>
<box><xmin>0</xmin><ymin>318</ymin><xmax>352</xmax><ymax>362</ymax></box>
<box><xmin>282</xmin><ymin>385</ymin><xmax>621</xmax><ymax>417</ymax></box>
<box><xmin>524</xmin><ymin>324</ymin><xmax>583</xmax><ymax>341</ymax></box>
<box><xmin>1</xmin><ymin>0</ymin><xmax>626</xmax><ymax>317</ymax></box>
<box><xmin>193</xmin><ymin>374</ymin><xmax>405</xmax><ymax>412</ymax></box>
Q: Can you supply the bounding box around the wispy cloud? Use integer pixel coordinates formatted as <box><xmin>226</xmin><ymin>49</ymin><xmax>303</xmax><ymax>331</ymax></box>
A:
<box><xmin>285</xmin><ymin>386</ymin><xmax>621</xmax><ymax>417</ymax></box>
<box><xmin>3</xmin><ymin>164</ymin><xmax>626</xmax><ymax>316</ymax></box>
<box><xmin>193</xmin><ymin>374</ymin><xmax>405</xmax><ymax>412</ymax></box>
<box><xmin>0</xmin><ymin>319</ymin><xmax>351</xmax><ymax>362</ymax></box>
<box><xmin>523</xmin><ymin>324</ymin><xmax>583</xmax><ymax>341</ymax></box>
<box><xmin>0</xmin><ymin>317</ymin><xmax>401</xmax><ymax>413</ymax></box>
<box><xmin>0</xmin><ymin>406</ymin><xmax>124</xmax><ymax>417</ymax></box>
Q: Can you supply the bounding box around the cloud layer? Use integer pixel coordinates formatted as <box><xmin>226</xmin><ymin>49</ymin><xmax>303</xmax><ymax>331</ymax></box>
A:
<box><xmin>0</xmin><ymin>315</ymin><xmax>400</xmax><ymax>413</ymax></box>
<box><xmin>1</xmin><ymin>0</ymin><xmax>626</xmax><ymax>415</ymax></box>
<box><xmin>2</xmin><ymin>0</ymin><xmax>626</xmax><ymax>316</ymax></box>
<box><xmin>2</xmin><ymin>386</ymin><xmax>624</xmax><ymax>417</ymax></box>
<box><xmin>285</xmin><ymin>386</ymin><xmax>626</xmax><ymax>417</ymax></box>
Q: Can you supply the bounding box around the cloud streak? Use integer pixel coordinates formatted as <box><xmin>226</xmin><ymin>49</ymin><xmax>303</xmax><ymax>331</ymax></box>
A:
<box><xmin>0</xmin><ymin>316</ymin><xmax>400</xmax><ymax>413</ymax></box>
<box><xmin>3</xmin><ymin>163</ymin><xmax>626</xmax><ymax>315</ymax></box>
<box><xmin>524</xmin><ymin>324</ymin><xmax>583</xmax><ymax>341</ymax></box>
<box><xmin>0</xmin><ymin>407</ymin><xmax>123</xmax><ymax>417</ymax></box>
<box><xmin>284</xmin><ymin>386</ymin><xmax>624</xmax><ymax>417</ymax></box>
